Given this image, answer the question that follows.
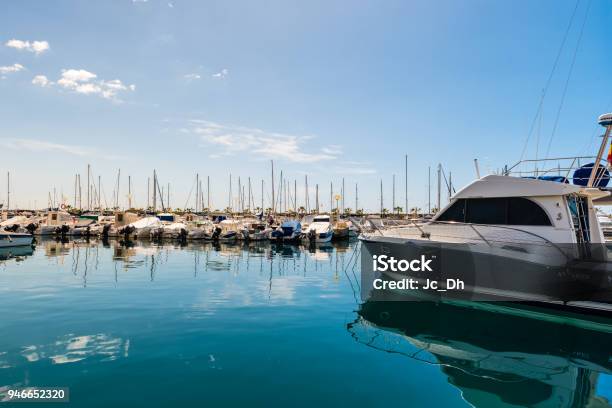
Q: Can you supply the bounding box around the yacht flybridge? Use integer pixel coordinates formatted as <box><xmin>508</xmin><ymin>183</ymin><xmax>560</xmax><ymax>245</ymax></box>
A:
<box><xmin>361</xmin><ymin>113</ymin><xmax>612</xmax><ymax>310</ymax></box>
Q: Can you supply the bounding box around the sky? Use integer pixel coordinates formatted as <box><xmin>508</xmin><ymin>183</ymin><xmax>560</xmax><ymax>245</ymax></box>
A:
<box><xmin>0</xmin><ymin>0</ymin><xmax>611</xmax><ymax>212</ymax></box>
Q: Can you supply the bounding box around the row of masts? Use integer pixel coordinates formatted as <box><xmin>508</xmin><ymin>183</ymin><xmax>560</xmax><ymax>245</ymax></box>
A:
<box><xmin>2</xmin><ymin>158</ymin><xmax>455</xmax><ymax>214</ymax></box>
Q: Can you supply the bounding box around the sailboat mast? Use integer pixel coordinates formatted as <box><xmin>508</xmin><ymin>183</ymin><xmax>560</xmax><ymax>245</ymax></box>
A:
<box><xmin>380</xmin><ymin>179</ymin><xmax>383</xmax><ymax>215</ymax></box>
<box><xmin>153</xmin><ymin>170</ymin><xmax>157</xmax><ymax>211</ymax></box>
<box><xmin>279</xmin><ymin>170</ymin><xmax>283</xmax><ymax>213</ymax></box>
<box><xmin>248</xmin><ymin>177</ymin><xmax>251</xmax><ymax>212</ymax></box>
<box><xmin>271</xmin><ymin>160</ymin><xmax>275</xmax><ymax>214</ymax></box>
<box><xmin>238</xmin><ymin>176</ymin><xmax>242</xmax><ymax>212</ymax></box>
<box><xmin>115</xmin><ymin>169</ymin><xmax>120</xmax><ymax>209</ymax></box>
<box><xmin>87</xmin><ymin>164</ymin><xmax>90</xmax><ymax>210</ymax></box>
<box><xmin>392</xmin><ymin>174</ymin><xmax>395</xmax><ymax>214</ymax></box>
<box><xmin>315</xmin><ymin>184</ymin><xmax>319</xmax><ymax>214</ymax></box>
<box><xmin>304</xmin><ymin>175</ymin><xmax>309</xmax><ymax>213</ymax></box>
<box><xmin>330</xmin><ymin>182</ymin><xmax>333</xmax><ymax>215</ymax></box>
<box><xmin>196</xmin><ymin>173</ymin><xmax>199</xmax><ymax>212</ymax></box>
<box><xmin>437</xmin><ymin>164</ymin><xmax>441</xmax><ymax>212</ymax></box>
<box><xmin>428</xmin><ymin>166</ymin><xmax>431</xmax><ymax>214</ymax></box>
<box><xmin>342</xmin><ymin>177</ymin><xmax>345</xmax><ymax>213</ymax></box>
<box><xmin>405</xmin><ymin>154</ymin><xmax>408</xmax><ymax>217</ymax></box>
<box><xmin>6</xmin><ymin>171</ymin><xmax>10</xmax><ymax>211</ymax></box>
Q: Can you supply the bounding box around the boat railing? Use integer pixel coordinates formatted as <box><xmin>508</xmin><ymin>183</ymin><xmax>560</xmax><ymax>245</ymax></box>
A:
<box><xmin>504</xmin><ymin>156</ymin><xmax>604</xmax><ymax>182</ymax></box>
<box><xmin>379</xmin><ymin>221</ymin><xmax>573</xmax><ymax>260</ymax></box>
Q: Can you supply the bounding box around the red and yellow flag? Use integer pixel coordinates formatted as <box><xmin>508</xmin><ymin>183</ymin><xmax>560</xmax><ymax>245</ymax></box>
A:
<box><xmin>608</xmin><ymin>141</ymin><xmax>612</xmax><ymax>166</ymax></box>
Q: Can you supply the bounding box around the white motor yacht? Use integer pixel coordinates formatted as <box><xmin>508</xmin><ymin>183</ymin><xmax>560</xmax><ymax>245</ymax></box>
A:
<box><xmin>36</xmin><ymin>210</ymin><xmax>75</xmax><ymax>236</ymax></box>
<box><xmin>306</xmin><ymin>215</ymin><xmax>333</xmax><ymax>243</ymax></box>
<box><xmin>122</xmin><ymin>216</ymin><xmax>162</xmax><ymax>240</ymax></box>
<box><xmin>361</xmin><ymin>113</ymin><xmax>612</xmax><ymax>309</ymax></box>
<box><xmin>240</xmin><ymin>220</ymin><xmax>272</xmax><ymax>241</ymax></box>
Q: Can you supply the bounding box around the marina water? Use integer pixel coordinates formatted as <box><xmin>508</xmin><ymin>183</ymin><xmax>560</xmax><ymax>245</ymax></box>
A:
<box><xmin>1</xmin><ymin>239</ymin><xmax>612</xmax><ymax>407</ymax></box>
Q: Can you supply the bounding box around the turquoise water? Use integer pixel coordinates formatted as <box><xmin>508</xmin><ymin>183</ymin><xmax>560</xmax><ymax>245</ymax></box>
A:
<box><xmin>1</xmin><ymin>239</ymin><xmax>612</xmax><ymax>407</ymax></box>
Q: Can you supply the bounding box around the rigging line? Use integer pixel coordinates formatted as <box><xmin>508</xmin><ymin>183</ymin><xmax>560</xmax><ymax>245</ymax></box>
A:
<box><xmin>183</xmin><ymin>176</ymin><xmax>197</xmax><ymax>210</ymax></box>
<box><xmin>519</xmin><ymin>0</ymin><xmax>581</xmax><ymax>162</ymax></box>
<box><xmin>544</xmin><ymin>0</ymin><xmax>592</xmax><ymax>159</ymax></box>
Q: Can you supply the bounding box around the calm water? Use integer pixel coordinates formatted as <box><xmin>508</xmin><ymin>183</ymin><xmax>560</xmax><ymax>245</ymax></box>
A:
<box><xmin>1</xmin><ymin>238</ymin><xmax>612</xmax><ymax>407</ymax></box>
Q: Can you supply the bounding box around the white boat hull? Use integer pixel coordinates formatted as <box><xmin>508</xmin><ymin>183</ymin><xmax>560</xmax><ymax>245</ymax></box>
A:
<box><xmin>0</xmin><ymin>234</ymin><xmax>33</xmax><ymax>248</ymax></box>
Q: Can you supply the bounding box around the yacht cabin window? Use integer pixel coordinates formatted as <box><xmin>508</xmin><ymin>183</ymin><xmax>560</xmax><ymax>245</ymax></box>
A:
<box><xmin>437</xmin><ymin>197</ymin><xmax>552</xmax><ymax>226</ymax></box>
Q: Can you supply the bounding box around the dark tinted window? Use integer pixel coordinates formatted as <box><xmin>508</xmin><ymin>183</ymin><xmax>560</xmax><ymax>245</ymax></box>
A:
<box><xmin>437</xmin><ymin>199</ymin><xmax>466</xmax><ymax>222</ymax></box>
<box><xmin>437</xmin><ymin>197</ymin><xmax>551</xmax><ymax>226</ymax></box>
<box><xmin>466</xmin><ymin>198</ymin><xmax>507</xmax><ymax>224</ymax></box>
<box><xmin>507</xmin><ymin>197</ymin><xmax>551</xmax><ymax>226</ymax></box>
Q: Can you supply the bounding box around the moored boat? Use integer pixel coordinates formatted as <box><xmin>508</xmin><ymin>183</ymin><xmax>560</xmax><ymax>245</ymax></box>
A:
<box><xmin>0</xmin><ymin>231</ymin><xmax>33</xmax><ymax>248</ymax></box>
<box><xmin>361</xmin><ymin>113</ymin><xmax>612</xmax><ymax>311</ymax></box>
<box><xmin>306</xmin><ymin>215</ymin><xmax>333</xmax><ymax>243</ymax></box>
<box><xmin>270</xmin><ymin>220</ymin><xmax>302</xmax><ymax>244</ymax></box>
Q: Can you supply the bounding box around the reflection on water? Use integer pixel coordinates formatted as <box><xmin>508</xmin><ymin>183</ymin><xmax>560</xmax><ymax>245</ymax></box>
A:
<box><xmin>351</xmin><ymin>300</ymin><xmax>612</xmax><ymax>407</ymax></box>
<box><xmin>1</xmin><ymin>238</ymin><xmax>612</xmax><ymax>407</ymax></box>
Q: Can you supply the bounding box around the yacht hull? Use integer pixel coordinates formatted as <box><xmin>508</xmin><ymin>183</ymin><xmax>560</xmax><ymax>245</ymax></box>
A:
<box><xmin>361</xmin><ymin>236</ymin><xmax>612</xmax><ymax>305</ymax></box>
<box><xmin>0</xmin><ymin>233</ymin><xmax>34</xmax><ymax>248</ymax></box>
<box><xmin>308</xmin><ymin>231</ymin><xmax>333</xmax><ymax>243</ymax></box>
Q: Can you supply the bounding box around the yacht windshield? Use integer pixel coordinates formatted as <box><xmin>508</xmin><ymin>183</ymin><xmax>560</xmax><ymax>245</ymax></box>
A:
<box><xmin>437</xmin><ymin>197</ymin><xmax>551</xmax><ymax>226</ymax></box>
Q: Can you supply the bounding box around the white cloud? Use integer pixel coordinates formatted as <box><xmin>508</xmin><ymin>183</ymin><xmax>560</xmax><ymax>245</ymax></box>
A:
<box><xmin>184</xmin><ymin>73</ymin><xmax>201</xmax><ymax>81</ymax></box>
<box><xmin>189</xmin><ymin>120</ymin><xmax>341</xmax><ymax>163</ymax></box>
<box><xmin>0</xmin><ymin>139</ymin><xmax>92</xmax><ymax>156</ymax></box>
<box><xmin>0</xmin><ymin>138</ymin><xmax>124</xmax><ymax>160</ymax></box>
<box><xmin>58</xmin><ymin>69</ymin><xmax>97</xmax><ymax>84</ymax></box>
<box><xmin>5</xmin><ymin>39</ymin><xmax>50</xmax><ymax>55</ymax></box>
<box><xmin>212</xmin><ymin>68</ymin><xmax>228</xmax><ymax>79</ymax></box>
<box><xmin>32</xmin><ymin>75</ymin><xmax>51</xmax><ymax>87</ymax></box>
<box><xmin>0</xmin><ymin>63</ymin><xmax>25</xmax><ymax>74</ymax></box>
<box><xmin>168</xmin><ymin>2</ymin><xmax>174</xmax><ymax>7</ymax></box>
<box><xmin>53</xmin><ymin>69</ymin><xmax>135</xmax><ymax>101</ymax></box>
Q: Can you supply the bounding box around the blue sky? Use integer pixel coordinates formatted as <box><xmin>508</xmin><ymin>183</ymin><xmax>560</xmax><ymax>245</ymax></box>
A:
<box><xmin>0</xmin><ymin>0</ymin><xmax>610</xmax><ymax>211</ymax></box>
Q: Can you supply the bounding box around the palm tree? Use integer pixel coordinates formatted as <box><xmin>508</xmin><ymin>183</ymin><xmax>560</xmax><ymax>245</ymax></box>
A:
<box><xmin>343</xmin><ymin>207</ymin><xmax>352</xmax><ymax>215</ymax></box>
<box><xmin>393</xmin><ymin>206</ymin><xmax>403</xmax><ymax>215</ymax></box>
